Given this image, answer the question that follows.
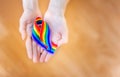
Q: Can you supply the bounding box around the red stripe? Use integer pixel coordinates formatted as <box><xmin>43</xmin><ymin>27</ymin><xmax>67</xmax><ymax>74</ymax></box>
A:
<box><xmin>51</xmin><ymin>41</ymin><xmax>58</xmax><ymax>47</ymax></box>
<box><xmin>34</xmin><ymin>22</ymin><xmax>40</xmax><ymax>33</ymax></box>
<box><xmin>34</xmin><ymin>17</ymin><xmax>42</xmax><ymax>38</ymax></box>
<box><xmin>36</xmin><ymin>17</ymin><xmax>41</xmax><ymax>21</ymax></box>
<box><xmin>40</xmin><ymin>21</ymin><xmax>44</xmax><ymax>41</ymax></box>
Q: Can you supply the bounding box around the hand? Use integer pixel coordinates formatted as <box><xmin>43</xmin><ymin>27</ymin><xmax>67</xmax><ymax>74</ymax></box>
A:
<box><xmin>44</xmin><ymin>12</ymin><xmax>68</xmax><ymax>46</ymax></box>
<box><xmin>19</xmin><ymin>10</ymin><xmax>42</xmax><ymax>63</ymax></box>
<box><xmin>39</xmin><ymin>11</ymin><xmax>68</xmax><ymax>62</ymax></box>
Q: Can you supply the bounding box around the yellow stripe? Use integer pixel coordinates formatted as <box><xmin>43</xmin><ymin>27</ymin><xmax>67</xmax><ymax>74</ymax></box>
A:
<box><xmin>43</xmin><ymin>22</ymin><xmax>46</xmax><ymax>44</ymax></box>
<box><xmin>34</xmin><ymin>25</ymin><xmax>40</xmax><ymax>37</ymax></box>
<box><xmin>52</xmin><ymin>46</ymin><xmax>57</xmax><ymax>50</ymax></box>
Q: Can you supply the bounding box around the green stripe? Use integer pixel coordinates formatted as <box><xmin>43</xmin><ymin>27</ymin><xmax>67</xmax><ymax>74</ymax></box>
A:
<box><xmin>45</xmin><ymin>24</ymin><xmax>49</xmax><ymax>49</ymax></box>
<box><xmin>44</xmin><ymin>23</ymin><xmax>49</xmax><ymax>45</ymax></box>
<box><xmin>33</xmin><ymin>29</ymin><xmax>40</xmax><ymax>40</ymax></box>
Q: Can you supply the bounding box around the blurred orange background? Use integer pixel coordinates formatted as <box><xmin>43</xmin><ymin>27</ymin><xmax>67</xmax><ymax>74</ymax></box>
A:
<box><xmin>0</xmin><ymin>0</ymin><xmax>120</xmax><ymax>77</ymax></box>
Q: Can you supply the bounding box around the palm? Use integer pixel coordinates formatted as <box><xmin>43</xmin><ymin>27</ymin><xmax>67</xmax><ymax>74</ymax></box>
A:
<box><xmin>44</xmin><ymin>12</ymin><xmax>68</xmax><ymax>46</ymax></box>
<box><xmin>19</xmin><ymin>10</ymin><xmax>42</xmax><ymax>62</ymax></box>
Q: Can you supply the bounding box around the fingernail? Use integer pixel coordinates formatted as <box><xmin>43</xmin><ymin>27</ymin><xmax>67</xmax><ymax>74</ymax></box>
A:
<box><xmin>33</xmin><ymin>58</ymin><xmax>38</xmax><ymax>63</ymax></box>
<box><xmin>28</xmin><ymin>55</ymin><xmax>32</xmax><ymax>59</ymax></box>
<box><xmin>44</xmin><ymin>59</ymin><xmax>48</xmax><ymax>63</ymax></box>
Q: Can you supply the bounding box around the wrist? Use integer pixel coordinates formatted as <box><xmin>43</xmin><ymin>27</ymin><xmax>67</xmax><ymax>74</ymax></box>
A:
<box><xmin>46</xmin><ymin>7</ymin><xmax>64</xmax><ymax>16</ymax></box>
<box><xmin>23</xmin><ymin>9</ymin><xmax>41</xmax><ymax>17</ymax></box>
<box><xmin>46</xmin><ymin>0</ymin><xmax>69</xmax><ymax>16</ymax></box>
<box><xmin>24</xmin><ymin>8</ymin><xmax>40</xmax><ymax>13</ymax></box>
<box><xmin>22</xmin><ymin>0</ymin><xmax>40</xmax><ymax>12</ymax></box>
<box><xmin>24</xmin><ymin>8</ymin><xmax>40</xmax><ymax>14</ymax></box>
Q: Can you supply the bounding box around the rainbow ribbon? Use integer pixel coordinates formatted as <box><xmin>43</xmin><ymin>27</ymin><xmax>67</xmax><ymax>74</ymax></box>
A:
<box><xmin>32</xmin><ymin>17</ymin><xmax>58</xmax><ymax>54</ymax></box>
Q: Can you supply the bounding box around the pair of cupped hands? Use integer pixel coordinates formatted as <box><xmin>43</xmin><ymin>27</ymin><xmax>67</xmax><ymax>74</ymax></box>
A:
<box><xmin>19</xmin><ymin>9</ymin><xmax>68</xmax><ymax>63</ymax></box>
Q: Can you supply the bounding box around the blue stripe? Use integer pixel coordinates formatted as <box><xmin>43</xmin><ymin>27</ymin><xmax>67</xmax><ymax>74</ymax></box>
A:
<box><xmin>47</xmin><ymin>23</ymin><xmax>53</xmax><ymax>53</ymax></box>
<box><xmin>32</xmin><ymin>32</ymin><xmax>46</xmax><ymax>49</ymax></box>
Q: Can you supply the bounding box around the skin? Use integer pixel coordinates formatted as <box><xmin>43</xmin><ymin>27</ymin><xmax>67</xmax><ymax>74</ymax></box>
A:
<box><xmin>19</xmin><ymin>0</ymin><xmax>69</xmax><ymax>63</ymax></box>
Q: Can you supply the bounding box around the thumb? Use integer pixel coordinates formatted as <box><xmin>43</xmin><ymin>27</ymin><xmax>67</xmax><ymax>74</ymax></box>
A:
<box><xmin>51</xmin><ymin>32</ymin><xmax>68</xmax><ymax>47</ymax></box>
<box><xmin>57</xmin><ymin>32</ymin><xmax>68</xmax><ymax>46</ymax></box>
<box><xmin>51</xmin><ymin>32</ymin><xmax>60</xmax><ymax>46</ymax></box>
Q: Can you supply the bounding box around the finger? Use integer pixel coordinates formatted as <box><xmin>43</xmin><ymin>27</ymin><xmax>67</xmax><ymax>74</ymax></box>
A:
<box><xmin>19</xmin><ymin>19</ymin><xmax>27</xmax><ymax>40</ymax></box>
<box><xmin>51</xmin><ymin>32</ymin><xmax>60</xmax><ymax>46</ymax></box>
<box><xmin>58</xmin><ymin>39</ymin><xmax>67</xmax><ymax>46</ymax></box>
<box><xmin>58</xmin><ymin>32</ymin><xmax>68</xmax><ymax>46</ymax></box>
<box><xmin>25</xmin><ymin>36</ymin><xmax>32</xmax><ymax>59</ymax></box>
<box><xmin>45</xmin><ymin>53</ymin><xmax>52</xmax><ymax>62</ymax></box>
<box><xmin>40</xmin><ymin>50</ymin><xmax>47</xmax><ymax>63</ymax></box>
<box><xmin>37</xmin><ymin>46</ymin><xmax>41</xmax><ymax>61</ymax></box>
<box><xmin>40</xmin><ymin>47</ymin><xmax>44</xmax><ymax>53</ymax></box>
<box><xmin>32</xmin><ymin>41</ymin><xmax>38</xmax><ymax>63</ymax></box>
<box><xmin>39</xmin><ymin>47</ymin><xmax>44</xmax><ymax>61</ymax></box>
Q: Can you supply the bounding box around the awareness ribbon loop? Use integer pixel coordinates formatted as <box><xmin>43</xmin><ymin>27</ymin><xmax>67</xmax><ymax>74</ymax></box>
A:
<box><xmin>32</xmin><ymin>17</ymin><xmax>58</xmax><ymax>54</ymax></box>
